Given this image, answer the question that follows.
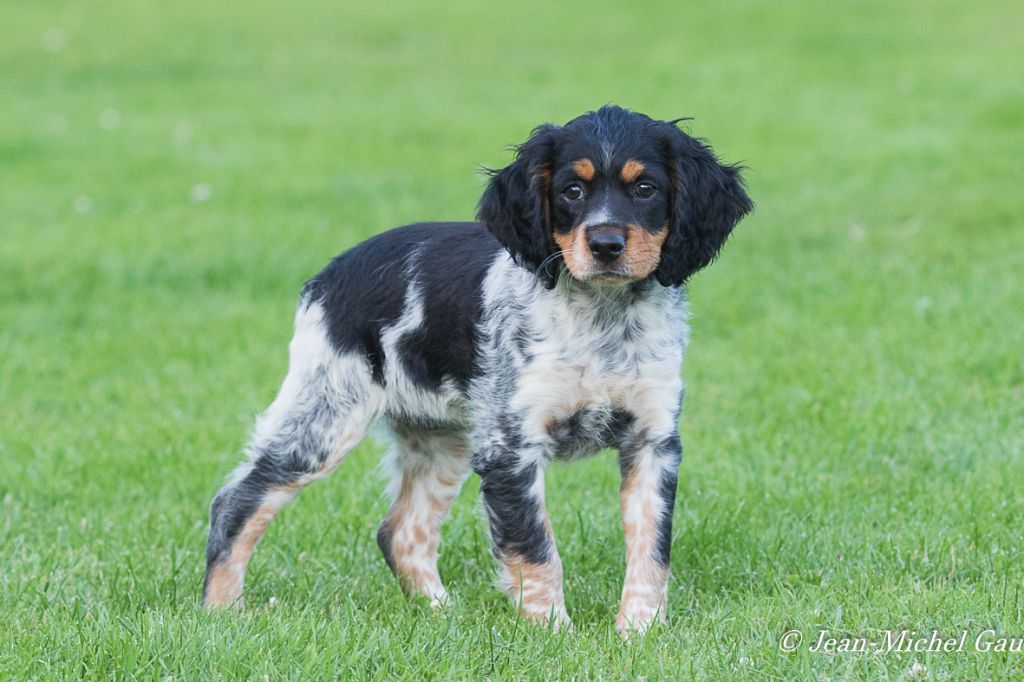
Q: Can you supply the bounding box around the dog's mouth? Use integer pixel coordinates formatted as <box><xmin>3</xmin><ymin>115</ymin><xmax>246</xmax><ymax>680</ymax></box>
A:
<box><xmin>557</xmin><ymin>256</ymin><xmax>646</xmax><ymax>286</ymax></box>
<box><xmin>584</xmin><ymin>268</ymin><xmax>640</xmax><ymax>285</ymax></box>
<box><xmin>559</xmin><ymin>268</ymin><xmax>645</xmax><ymax>291</ymax></box>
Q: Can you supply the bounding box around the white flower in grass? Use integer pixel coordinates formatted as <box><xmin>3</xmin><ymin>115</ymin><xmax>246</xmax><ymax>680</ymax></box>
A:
<box><xmin>191</xmin><ymin>183</ymin><xmax>212</xmax><ymax>202</ymax></box>
<box><xmin>99</xmin><ymin>108</ymin><xmax>122</xmax><ymax>131</ymax></box>
<box><xmin>173</xmin><ymin>120</ymin><xmax>193</xmax><ymax>145</ymax></box>
<box><xmin>268</xmin><ymin>596</ymin><xmax>278</xmax><ymax>607</ymax></box>
<box><xmin>47</xmin><ymin>114</ymin><xmax>69</xmax><ymax>134</ymax></box>
<box><xmin>73</xmin><ymin>195</ymin><xmax>93</xmax><ymax>213</ymax></box>
<box><xmin>897</xmin><ymin>72</ymin><xmax>919</xmax><ymax>94</ymax></box>
<box><xmin>42</xmin><ymin>27</ymin><xmax>67</xmax><ymax>53</ymax></box>
<box><xmin>907</xmin><ymin>661</ymin><xmax>927</xmax><ymax>679</ymax></box>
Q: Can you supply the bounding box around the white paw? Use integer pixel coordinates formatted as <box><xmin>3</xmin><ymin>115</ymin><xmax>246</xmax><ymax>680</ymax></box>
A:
<box><xmin>427</xmin><ymin>591</ymin><xmax>450</xmax><ymax>608</ymax></box>
<box><xmin>615</xmin><ymin>606</ymin><xmax>666</xmax><ymax>638</ymax></box>
<box><xmin>521</xmin><ymin>604</ymin><xmax>573</xmax><ymax>631</ymax></box>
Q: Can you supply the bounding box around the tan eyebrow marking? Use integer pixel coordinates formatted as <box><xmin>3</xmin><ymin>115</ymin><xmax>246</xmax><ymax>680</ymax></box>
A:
<box><xmin>572</xmin><ymin>158</ymin><xmax>595</xmax><ymax>181</ymax></box>
<box><xmin>621</xmin><ymin>159</ymin><xmax>645</xmax><ymax>183</ymax></box>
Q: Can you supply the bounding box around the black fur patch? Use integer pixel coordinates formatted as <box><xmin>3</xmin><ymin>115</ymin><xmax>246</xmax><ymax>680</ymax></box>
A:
<box><xmin>304</xmin><ymin>222</ymin><xmax>501</xmax><ymax>389</ymax></box>
<box><xmin>396</xmin><ymin>225</ymin><xmax>498</xmax><ymax>390</ymax></box>
<box><xmin>548</xmin><ymin>407</ymin><xmax>634</xmax><ymax>460</ymax></box>
<box><xmin>376</xmin><ymin>518</ymin><xmax>397</xmax><ymax>574</ymax></box>
<box><xmin>474</xmin><ymin>451</ymin><xmax>552</xmax><ymax>565</ymax></box>
<box><xmin>653</xmin><ymin>433</ymin><xmax>682</xmax><ymax>566</ymax></box>
<box><xmin>655</xmin><ymin>466</ymin><xmax>679</xmax><ymax>566</ymax></box>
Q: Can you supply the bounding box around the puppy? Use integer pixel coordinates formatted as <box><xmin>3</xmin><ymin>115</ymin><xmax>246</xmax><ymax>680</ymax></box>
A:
<box><xmin>202</xmin><ymin>105</ymin><xmax>752</xmax><ymax>634</ymax></box>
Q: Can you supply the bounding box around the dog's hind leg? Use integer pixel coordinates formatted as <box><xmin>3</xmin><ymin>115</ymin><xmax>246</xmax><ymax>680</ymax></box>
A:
<box><xmin>202</xmin><ymin>301</ymin><xmax>383</xmax><ymax>609</ymax></box>
<box><xmin>376</xmin><ymin>425</ymin><xmax>471</xmax><ymax>606</ymax></box>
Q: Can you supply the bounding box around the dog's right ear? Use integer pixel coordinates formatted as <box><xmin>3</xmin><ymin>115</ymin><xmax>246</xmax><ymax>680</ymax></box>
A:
<box><xmin>653</xmin><ymin>122</ymin><xmax>753</xmax><ymax>287</ymax></box>
<box><xmin>478</xmin><ymin>124</ymin><xmax>561</xmax><ymax>288</ymax></box>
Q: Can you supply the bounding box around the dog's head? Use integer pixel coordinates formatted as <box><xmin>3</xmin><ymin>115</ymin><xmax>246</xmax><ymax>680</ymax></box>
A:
<box><xmin>478</xmin><ymin>105</ymin><xmax>752</xmax><ymax>288</ymax></box>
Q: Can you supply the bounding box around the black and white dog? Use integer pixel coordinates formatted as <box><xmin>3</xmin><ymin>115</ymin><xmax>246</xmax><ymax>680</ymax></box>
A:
<box><xmin>203</xmin><ymin>105</ymin><xmax>752</xmax><ymax>634</ymax></box>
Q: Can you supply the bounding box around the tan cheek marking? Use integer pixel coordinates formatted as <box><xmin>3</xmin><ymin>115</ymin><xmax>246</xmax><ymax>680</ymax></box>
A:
<box><xmin>572</xmin><ymin>158</ymin><xmax>595</xmax><ymax>181</ymax></box>
<box><xmin>622</xmin><ymin>223</ymin><xmax>669</xmax><ymax>279</ymax></box>
<box><xmin>552</xmin><ymin>229</ymin><xmax>575</xmax><ymax>270</ymax></box>
<box><xmin>621</xmin><ymin>159</ymin><xmax>645</xmax><ymax>183</ymax></box>
<box><xmin>553</xmin><ymin>225</ymin><xmax>592</xmax><ymax>279</ymax></box>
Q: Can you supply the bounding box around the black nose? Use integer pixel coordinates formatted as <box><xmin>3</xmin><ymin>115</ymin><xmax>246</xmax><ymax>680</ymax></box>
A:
<box><xmin>588</xmin><ymin>231</ymin><xmax>626</xmax><ymax>263</ymax></box>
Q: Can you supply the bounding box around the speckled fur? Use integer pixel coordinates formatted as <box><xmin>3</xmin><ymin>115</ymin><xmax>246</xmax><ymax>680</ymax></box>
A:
<box><xmin>202</xmin><ymin>105</ymin><xmax>751</xmax><ymax>636</ymax></box>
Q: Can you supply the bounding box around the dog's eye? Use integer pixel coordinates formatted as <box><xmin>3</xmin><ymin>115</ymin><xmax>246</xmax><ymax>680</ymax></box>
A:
<box><xmin>635</xmin><ymin>182</ymin><xmax>657</xmax><ymax>199</ymax></box>
<box><xmin>561</xmin><ymin>184</ymin><xmax>584</xmax><ymax>202</ymax></box>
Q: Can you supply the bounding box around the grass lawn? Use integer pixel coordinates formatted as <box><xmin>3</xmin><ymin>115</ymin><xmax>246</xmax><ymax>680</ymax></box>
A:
<box><xmin>2</xmin><ymin>0</ymin><xmax>1023</xmax><ymax>678</ymax></box>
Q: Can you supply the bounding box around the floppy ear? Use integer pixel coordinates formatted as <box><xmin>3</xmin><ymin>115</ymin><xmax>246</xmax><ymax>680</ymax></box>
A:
<box><xmin>654</xmin><ymin>125</ymin><xmax>753</xmax><ymax>287</ymax></box>
<box><xmin>478</xmin><ymin>124</ymin><xmax>561</xmax><ymax>288</ymax></box>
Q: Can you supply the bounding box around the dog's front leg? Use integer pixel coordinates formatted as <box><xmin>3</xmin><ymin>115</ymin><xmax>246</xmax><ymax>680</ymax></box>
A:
<box><xmin>616</xmin><ymin>432</ymin><xmax>682</xmax><ymax>635</ymax></box>
<box><xmin>473</xmin><ymin>447</ymin><xmax>569</xmax><ymax>628</ymax></box>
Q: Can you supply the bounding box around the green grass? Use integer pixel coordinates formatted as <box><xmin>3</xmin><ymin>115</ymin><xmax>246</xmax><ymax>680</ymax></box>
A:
<box><xmin>2</xmin><ymin>0</ymin><xmax>1023</xmax><ymax>678</ymax></box>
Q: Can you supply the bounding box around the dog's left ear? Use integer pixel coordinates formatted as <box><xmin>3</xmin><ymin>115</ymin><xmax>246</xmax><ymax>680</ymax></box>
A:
<box><xmin>654</xmin><ymin>124</ymin><xmax>753</xmax><ymax>287</ymax></box>
<box><xmin>478</xmin><ymin>124</ymin><xmax>561</xmax><ymax>288</ymax></box>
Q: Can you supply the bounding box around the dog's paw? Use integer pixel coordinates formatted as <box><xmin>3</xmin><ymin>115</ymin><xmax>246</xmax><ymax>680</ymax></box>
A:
<box><xmin>427</xmin><ymin>590</ymin><xmax>450</xmax><ymax>608</ymax></box>
<box><xmin>520</xmin><ymin>603</ymin><xmax>572</xmax><ymax>632</ymax></box>
<box><xmin>615</xmin><ymin>605</ymin><xmax>666</xmax><ymax>639</ymax></box>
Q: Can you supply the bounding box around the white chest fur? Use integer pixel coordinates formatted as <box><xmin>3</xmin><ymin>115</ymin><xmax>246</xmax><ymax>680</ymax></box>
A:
<box><xmin>478</xmin><ymin>255</ymin><xmax>690</xmax><ymax>460</ymax></box>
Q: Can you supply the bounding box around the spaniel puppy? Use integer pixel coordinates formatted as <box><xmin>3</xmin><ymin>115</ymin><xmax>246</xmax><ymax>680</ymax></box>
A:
<box><xmin>203</xmin><ymin>105</ymin><xmax>752</xmax><ymax>634</ymax></box>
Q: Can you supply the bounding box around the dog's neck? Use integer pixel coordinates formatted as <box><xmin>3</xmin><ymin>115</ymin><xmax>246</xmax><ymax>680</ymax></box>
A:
<box><xmin>554</xmin><ymin>270</ymin><xmax>665</xmax><ymax>305</ymax></box>
<box><xmin>493</xmin><ymin>256</ymin><xmax>686</xmax><ymax>337</ymax></box>
<box><xmin>550</xmin><ymin>272</ymin><xmax>683</xmax><ymax>333</ymax></box>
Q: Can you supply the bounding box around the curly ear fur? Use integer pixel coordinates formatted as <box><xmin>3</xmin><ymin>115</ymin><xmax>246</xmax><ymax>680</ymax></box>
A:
<box><xmin>654</xmin><ymin>125</ymin><xmax>753</xmax><ymax>287</ymax></box>
<box><xmin>478</xmin><ymin>124</ymin><xmax>561</xmax><ymax>288</ymax></box>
